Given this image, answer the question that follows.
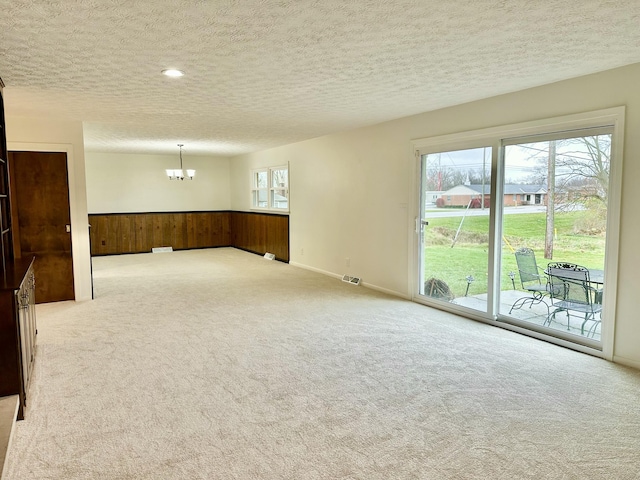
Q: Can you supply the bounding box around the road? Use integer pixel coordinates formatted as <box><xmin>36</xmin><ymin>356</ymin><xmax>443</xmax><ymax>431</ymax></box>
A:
<box><xmin>425</xmin><ymin>205</ymin><xmax>547</xmax><ymax>218</ymax></box>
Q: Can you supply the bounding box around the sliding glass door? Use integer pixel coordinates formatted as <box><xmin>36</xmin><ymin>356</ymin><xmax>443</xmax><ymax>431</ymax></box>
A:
<box><xmin>418</xmin><ymin>147</ymin><xmax>493</xmax><ymax>315</ymax></box>
<box><xmin>414</xmin><ymin>111</ymin><xmax>622</xmax><ymax>352</ymax></box>
<box><xmin>498</xmin><ymin>129</ymin><xmax>612</xmax><ymax>344</ymax></box>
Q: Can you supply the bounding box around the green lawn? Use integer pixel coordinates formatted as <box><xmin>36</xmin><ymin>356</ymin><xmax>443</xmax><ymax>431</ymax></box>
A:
<box><xmin>423</xmin><ymin>209</ymin><xmax>606</xmax><ymax>298</ymax></box>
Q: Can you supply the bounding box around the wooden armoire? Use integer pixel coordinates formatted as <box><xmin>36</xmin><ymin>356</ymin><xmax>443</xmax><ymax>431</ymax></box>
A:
<box><xmin>0</xmin><ymin>76</ymin><xmax>37</xmax><ymax>421</ymax></box>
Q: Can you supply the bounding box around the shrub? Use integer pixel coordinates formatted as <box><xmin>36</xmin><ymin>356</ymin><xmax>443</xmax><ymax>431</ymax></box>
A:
<box><xmin>424</xmin><ymin>278</ymin><xmax>454</xmax><ymax>301</ymax></box>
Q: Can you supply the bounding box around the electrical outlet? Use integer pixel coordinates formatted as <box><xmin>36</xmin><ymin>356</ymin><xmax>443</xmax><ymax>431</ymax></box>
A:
<box><xmin>300</xmin><ymin>248</ymin><xmax>304</xmax><ymax>256</ymax></box>
<box><xmin>346</xmin><ymin>257</ymin><xmax>350</xmax><ymax>267</ymax></box>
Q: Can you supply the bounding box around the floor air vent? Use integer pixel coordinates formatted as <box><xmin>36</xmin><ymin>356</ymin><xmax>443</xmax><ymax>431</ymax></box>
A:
<box><xmin>342</xmin><ymin>275</ymin><xmax>361</xmax><ymax>285</ymax></box>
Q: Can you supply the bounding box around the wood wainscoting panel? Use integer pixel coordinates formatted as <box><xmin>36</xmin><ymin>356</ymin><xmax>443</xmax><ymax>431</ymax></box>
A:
<box><xmin>230</xmin><ymin>212</ymin><xmax>289</xmax><ymax>262</ymax></box>
<box><xmin>187</xmin><ymin>212</ymin><xmax>229</xmax><ymax>249</ymax></box>
<box><xmin>89</xmin><ymin>212</ymin><xmax>231</xmax><ymax>256</ymax></box>
<box><xmin>89</xmin><ymin>211</ymin><xmax>288</xmax><ymax>262</ymax></box>
<box><xmin>152</xmin><ymin>214</ymin><xmax>166</xmax><ymax>250</ymax></box>
<box><xmin>170</xmin><ymin>213</ymin><xmax>185</xmax><ymax>250</ymax></box>
<box><xmin>119</xmin><ymin>214</ymin><xmax>135</xmax><ymax>254</ymax></box>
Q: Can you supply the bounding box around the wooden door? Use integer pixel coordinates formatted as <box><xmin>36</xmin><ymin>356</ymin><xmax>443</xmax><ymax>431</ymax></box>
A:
<box><xmin>8</xmin><ymin>151</ymin><xmax>74</xmax><ymax>303</ymax></box>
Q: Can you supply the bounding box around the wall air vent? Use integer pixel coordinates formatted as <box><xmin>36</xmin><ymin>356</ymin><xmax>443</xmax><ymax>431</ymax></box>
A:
<box><xmin>152</xmin><ymin>246</ymin><xmax>173</xmax><ymax>253</ymax></box>
<box><xmin>342</xmin><ymin>274</ymin><xmax>361</xmax><ymax>285</ymax></box>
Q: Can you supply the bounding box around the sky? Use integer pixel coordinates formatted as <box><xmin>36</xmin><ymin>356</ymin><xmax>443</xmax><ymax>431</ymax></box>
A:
<box><xmin>424</xmin><ymin>135</ymin><xmax>611</xmax><ymax>187</ymax></box>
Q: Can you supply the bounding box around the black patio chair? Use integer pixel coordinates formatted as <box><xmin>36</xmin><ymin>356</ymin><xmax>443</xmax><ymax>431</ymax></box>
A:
<box><xmin>509</xmin><ymin>247</ymin><xmax>554</xmax><ymax>314</ymax></box>
<box><xmin>546</xmin><ymin>262</ymin><xmax>602</xmax><ymax>337</ymax></box>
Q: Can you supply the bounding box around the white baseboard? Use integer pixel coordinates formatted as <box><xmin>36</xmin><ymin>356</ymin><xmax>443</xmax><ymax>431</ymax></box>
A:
<box><xmin>361</xmin><ymin>282</ymin><xmax>411</xmax><ymax>300</ymax></box>
<box><xmin>288</xmin><ymin>262</ymin><xmax>341</xmax><ymax>280</ymax></box>
<box><xmin>289</xmin><ymin>262</ymin><xmax>410</xmax><ymax>300</ymax></box>
<box><xmin>613</xmin><ymin>355</ymin><xmax>640</xmax><ymax>370</ymax></box>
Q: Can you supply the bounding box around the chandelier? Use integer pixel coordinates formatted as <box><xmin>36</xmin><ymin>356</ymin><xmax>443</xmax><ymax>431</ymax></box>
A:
<box><xmin>166</xmin><ymin>144</ymin><xmax>195</xmax><ymax>180</ymax></box>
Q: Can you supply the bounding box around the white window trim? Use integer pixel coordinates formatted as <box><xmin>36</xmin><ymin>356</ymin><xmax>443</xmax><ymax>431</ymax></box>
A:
<box><xmin>251</xmin><ymin>168</ymin><xmax>269</xmax><ymax>210</ymax></box>
<box><xmin>250</xmin><ymin>164</ymin><xmax>289</xmax><ymax>213</ymax></box>
<box><xmin>409</xmin><ymin>106</ymin><xmax>625</xmax><ymax>361</ymax></box>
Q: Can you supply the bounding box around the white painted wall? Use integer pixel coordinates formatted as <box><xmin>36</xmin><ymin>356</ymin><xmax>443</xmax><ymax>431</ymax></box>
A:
<box><xmin>230</xmin><ymin>62</ymin><xmax>640</xmax><ymax>368</ymax></box>
<box><xmin>85</xmin><ymin>152</ymin><xmax>231</xmax><ymax>213</ymax></box>
<box><xmin>6</xmin><ymin>117</ymin><xmax>92</xmax><ymax>302</ymax></box>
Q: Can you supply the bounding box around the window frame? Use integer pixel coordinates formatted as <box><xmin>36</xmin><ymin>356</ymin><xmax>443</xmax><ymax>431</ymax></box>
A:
<box><xmin>250</xmin><ymin>168</ymin><xmax>269</xmax><ymax>210</ymax></box>
<box><xmin>250</xmin><ymin>164</ymin><xmax>289</xmax><ymax>212</ymax></box>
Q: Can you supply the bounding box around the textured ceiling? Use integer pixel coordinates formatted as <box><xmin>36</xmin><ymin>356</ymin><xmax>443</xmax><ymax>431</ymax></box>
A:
<box><xmin>1</xmin><ymin>0</ymin><xmax>639</xmax><ymax>156</ymax></box>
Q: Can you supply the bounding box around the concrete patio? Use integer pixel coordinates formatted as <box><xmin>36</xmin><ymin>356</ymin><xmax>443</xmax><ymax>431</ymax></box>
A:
<box><xmin>453</xmin><ymin>289</ymin><xmax>602</xmax><ymax>341</ymax></box>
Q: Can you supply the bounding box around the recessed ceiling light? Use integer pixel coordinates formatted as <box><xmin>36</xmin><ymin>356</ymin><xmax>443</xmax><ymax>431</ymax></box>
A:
<box><xmin>161</xmin><ymin>69</ymin><xmax>184</xmax><ymax>77</ymax></box>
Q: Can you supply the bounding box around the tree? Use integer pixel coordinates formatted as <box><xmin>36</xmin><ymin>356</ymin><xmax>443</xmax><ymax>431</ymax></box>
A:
<box><xmin>518</xmin><ymin>134</ymin><xmax>611</xmax><ymax>258</ymax></box>
<box><xmin>424</xmin><ymin>165</ymin><xmax>467</xmax><ymax>191</ymax></box>
<box><xmin>554</xmin><ymin>135</ymin><xmax>610</xmax><ymax>207</ymax></box>
<box><xmin>545</xmin><ymin>141</ymin><xmax>556</xmax><ymax>259</ymax></box>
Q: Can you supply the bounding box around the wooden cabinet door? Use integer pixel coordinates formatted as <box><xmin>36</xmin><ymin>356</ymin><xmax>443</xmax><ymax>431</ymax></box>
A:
<box><xmin>9</xmin><ymin>151</ymin><xmax>74</xmax><ymax>303</ymax></box>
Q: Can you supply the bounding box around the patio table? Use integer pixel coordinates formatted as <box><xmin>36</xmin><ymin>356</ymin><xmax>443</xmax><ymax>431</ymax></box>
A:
<box><xmin>544</xmin><ymin>268</ymin><xmax>604</xmax><ymax>285</ymax></box>
<box><xmin>544</xmin><ymin>267</ymin><xmax>604</xmax><ymax>304</ymax></box>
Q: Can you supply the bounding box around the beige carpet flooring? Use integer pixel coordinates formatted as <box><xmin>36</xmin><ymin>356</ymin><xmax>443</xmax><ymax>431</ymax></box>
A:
<box><xmin>5</xmin><ymin>248</ymin><xmax>640</xmax><ymax>479</ymax></box>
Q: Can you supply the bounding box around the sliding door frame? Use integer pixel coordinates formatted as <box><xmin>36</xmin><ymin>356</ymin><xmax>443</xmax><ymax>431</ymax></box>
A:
<box><xmin>410</xmin><ymin>107</ymin><xmax>625</xmax><ymax>360</ymax></box>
